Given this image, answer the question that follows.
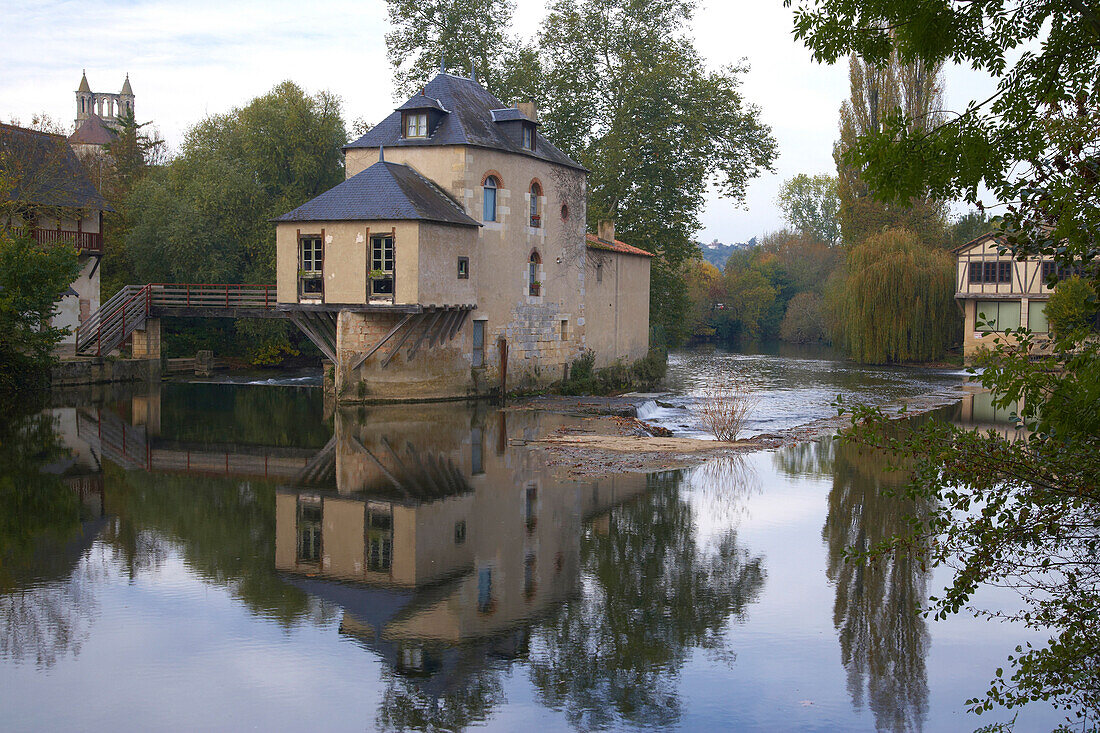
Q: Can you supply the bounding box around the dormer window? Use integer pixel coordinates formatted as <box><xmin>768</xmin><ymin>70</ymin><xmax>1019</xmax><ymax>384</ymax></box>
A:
<box><xmin>404</xmin><ymin>112</ymin><xmax>428</xmax><ymax>138</ymax></box>
<box><xmin>522</xmin><ymin>124</ymin><xmax>534</xmax><ymax>150</ymax></box>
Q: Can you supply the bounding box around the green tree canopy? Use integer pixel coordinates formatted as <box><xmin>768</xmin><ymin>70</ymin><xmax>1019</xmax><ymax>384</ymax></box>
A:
<box><xmin>1044</xmin><ymin>276</ymin><xmax>1098</xmax><ymax>340</ymax></box>
<box><xmin>776</xmin><ymin>173</ymin><xmax>841</xmax><ymax>246</ymax></box>
<box><xmin>0</xmin><ymin>231</ymin><xmax>80</xmax><ymax>392</ymax></box>
<box><xmin>384</xmin><ymin>0</ymin><xmax>518</xmax><ymax>98</ymax></box>
<box><xmin>124</xmin><ymin>81</ymin><xmax>346</xmax><ymax>363</ymax></box>
<box><xmin>827</xmin><ymin>228</ymin><xmax>956</xmax><ymax>364</ymax></box>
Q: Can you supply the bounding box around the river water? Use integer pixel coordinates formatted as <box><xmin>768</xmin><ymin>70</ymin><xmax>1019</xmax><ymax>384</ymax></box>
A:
<box><xmin>0</xmin><ymin>348</ymin><xmax>1063</xmax><ymax>732</ymax></box>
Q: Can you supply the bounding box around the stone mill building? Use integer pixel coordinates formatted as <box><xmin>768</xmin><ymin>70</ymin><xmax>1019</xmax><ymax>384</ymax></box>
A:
<box><xmin>275</xmin><ymin>70</ymin><xmax>652</xmax><ymax>401</ymax></box>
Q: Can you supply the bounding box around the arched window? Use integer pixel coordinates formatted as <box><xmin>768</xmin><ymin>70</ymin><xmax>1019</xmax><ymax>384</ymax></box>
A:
<box><xmin>529</xmin><ymin>181</ymin><xmax>542</xmax><ymax>228</ymax></box>
<box><xmin>483</xmin><ymin>176</ymin><xmax>499</xmax><ymax>222</ymax></box>
<box><xmin>529</xmin><ymin>250</ymin><xmax>541</xmax><ymax>296</ymax></box>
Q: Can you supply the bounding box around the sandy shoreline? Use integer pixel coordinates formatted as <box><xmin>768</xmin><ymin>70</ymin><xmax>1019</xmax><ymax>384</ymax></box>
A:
<box><xmin>511</xmin><ymin>385</ymin><xmax>969</xmax><ymax>477</ymax></box>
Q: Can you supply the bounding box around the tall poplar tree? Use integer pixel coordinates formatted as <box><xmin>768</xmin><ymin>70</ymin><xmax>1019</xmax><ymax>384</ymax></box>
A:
<box><xmin>835</xmin><ymin>53</ymin><xmax>947</xmax><ymax>247</ymax></box>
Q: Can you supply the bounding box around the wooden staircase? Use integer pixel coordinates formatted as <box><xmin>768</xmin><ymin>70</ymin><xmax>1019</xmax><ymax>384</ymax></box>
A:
<box><xmin>75</xmin><ymin>285</ymin><xmax>151</xmax><ymax>356</ymax></box>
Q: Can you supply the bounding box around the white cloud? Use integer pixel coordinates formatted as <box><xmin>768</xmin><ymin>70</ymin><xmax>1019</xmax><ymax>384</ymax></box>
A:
<box><xmin>1</xmin><ymin>0</ymin><xmax>1000</xmax><ymax>243</ymax></box>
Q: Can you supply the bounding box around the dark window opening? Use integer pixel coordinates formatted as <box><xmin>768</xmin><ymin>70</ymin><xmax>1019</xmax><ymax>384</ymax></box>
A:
<box><xmin>530</xmin><ymin>182</ymin><xmax>542</xmax><ymax>227</ymax></box>
<box><xmin>528</xmin><ymin>251</ymin><xmax>541</xmax><ymax>297</ymax></box>
<box><xmin>483</xmin><ymin>176</ymin><xmax>499</xmax><ymax>222</ymax></box>
<box><xmin>596</xmin><ymin>262</ymin><xmax>604</xmax><ymax>283</ymax></box>
<box><xmin>457</xmin><ymin>256</ymin><xmax>469</xmax><ymax>279</ymax></box>
<box><xmin>454</xmin><ymin>520</ymin><xmax>467</xmax><ymax>545</ymax></box>
<box><xmin>472</xmin><ymin>320</ymin><xmax>485</xmax><ymax>367</ymax></box>
<box><xmin>522</xmin><ymin>124</ymin><xmax>534</xmax><ymax>150</ymax></box>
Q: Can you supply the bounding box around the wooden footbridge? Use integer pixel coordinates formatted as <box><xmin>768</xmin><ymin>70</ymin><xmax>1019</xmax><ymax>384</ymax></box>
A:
<box><xmin>76</xmin><ymin>283</ymin><xmax>280</xmax><ymax>356</ymax></box>
<box><xmin>75</xmin><ymin>283</ymin><xmax>474</xmax><ymax>367</ymax></box>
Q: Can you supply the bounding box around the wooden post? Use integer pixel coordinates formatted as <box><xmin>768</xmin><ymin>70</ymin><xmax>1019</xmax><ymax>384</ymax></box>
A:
<box><xmin>498</xmin><ymin>337</ymin><xmax>508</xmax><ymax>403</ymax></box>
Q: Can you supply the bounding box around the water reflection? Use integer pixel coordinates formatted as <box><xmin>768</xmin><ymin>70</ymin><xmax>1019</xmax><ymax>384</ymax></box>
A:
<box><xmin>271</xmin><ymin>404</ymin><xmax>766</xmax><ymax>729</ymax></box>
<box><xmin>0</xmin><ymin>409</ymin><xmax>106</xmax><ymax>668</ymax></box>
<box><xmin>777</xmin><ymin>437</ymin><xmax>931</xmax><ymax>733</ymax></box>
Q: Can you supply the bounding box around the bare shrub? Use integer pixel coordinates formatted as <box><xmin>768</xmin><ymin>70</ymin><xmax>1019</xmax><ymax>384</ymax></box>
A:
<box><xmin>696</xmin><ymin>383</ymin><xmax>759</xmax><ymax>441</ymax></box>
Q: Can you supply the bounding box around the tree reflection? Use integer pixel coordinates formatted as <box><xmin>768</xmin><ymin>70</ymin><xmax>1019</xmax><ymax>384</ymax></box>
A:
<box><xmin>376</xmin><ymin>664</ymin><xmax>506</xmax><ymax>732</ymax></box>
<box><xmin>102</xmin><ymin>468</ymin><xmax>330</xmax><ymax>626</ymax></box>
<box><xmin>806</xmin><ymin>438</ymin><xmax>931</xmax><ymax>733</ymax></box>
<box><xmin>0</xmin><ymin>409</ymin><xmax>99</xmax><ymax>667</ymax></box>
<box><xmin>528</xmin><ymin>473</ymin><xmax>765</xmax><ymax>730</ymax></box>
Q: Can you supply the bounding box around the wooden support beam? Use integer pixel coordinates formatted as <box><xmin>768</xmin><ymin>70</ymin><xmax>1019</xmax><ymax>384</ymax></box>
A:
<box><xmin>350</xmin><ymin>436</ymin><xmax>409</xmax><ymax>496</ymax></box>
<box><xmin>429</xmin><ymin>308</ymin><xmax>458</xmax><ymax>348</ymax></box>
<box><xmin>350</xmin><ymin>313</ymin><xmax>414</xmax><ymax>371</ymax></box>
<box><xmin>381</xmin><ymin>312</ymin><xmax>423</xmax><ymax>368</ymax></box>
<box><xmin>406</xmin><ymin>308</ymin><xmax>445</xmax><ymax>360</ymax></box>
<box><xmin>447</xmin><ymin>308</ymin><xmax>470</xmax><ymax>341</ymax></box>
<box><xmin>289</xmin><ymin>312</ymin><xmax>337</xmax><ymax>362</ymax></box>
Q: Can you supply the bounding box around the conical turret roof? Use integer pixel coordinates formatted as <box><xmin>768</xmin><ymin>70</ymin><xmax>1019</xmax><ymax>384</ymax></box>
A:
<box><xmin>120</xmin><ymin>74</ymin><xmax>133</xmax><ymax>95</ymax></box>
<box><xmin>77</xmin><ymin>70</ymin><xmax>91</xmax><ymax>93</ymax></box>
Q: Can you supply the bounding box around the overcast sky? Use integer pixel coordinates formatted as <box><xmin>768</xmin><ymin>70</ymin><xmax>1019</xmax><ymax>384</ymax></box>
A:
<box><xmin>2</xmin><ymin>0</ymin><xmax>996</xmax><ymax>244</ymax></box>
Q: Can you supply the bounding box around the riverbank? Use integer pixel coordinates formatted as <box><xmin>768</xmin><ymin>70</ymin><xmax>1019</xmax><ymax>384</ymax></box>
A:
<box><xmin>510</xmin><ymin>380</ymin><xmax>970</xmax><ymax>476</ymax></box>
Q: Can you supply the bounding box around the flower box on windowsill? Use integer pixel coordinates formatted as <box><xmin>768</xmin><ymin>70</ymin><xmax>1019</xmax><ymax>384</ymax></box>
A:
<box><xmin>530</xmin><ymin>215</ymin><xmax>541</xmax><ymax>228</ymax></box>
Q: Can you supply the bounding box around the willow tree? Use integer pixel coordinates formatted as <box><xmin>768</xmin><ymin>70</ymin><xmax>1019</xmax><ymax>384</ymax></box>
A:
<box><xmin>835</xmin><ymin>53</ymin><xmax>947</xmax><ymax>248</ymax></box>
<box><xmin>828</xmin><ymin>229</ymin><xmax>956</xmax><ymax>363</ymax></box>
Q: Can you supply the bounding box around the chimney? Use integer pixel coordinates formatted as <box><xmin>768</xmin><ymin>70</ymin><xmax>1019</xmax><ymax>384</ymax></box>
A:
<box><xmin>598</xmin><ymin>220</ymin><xmax>615</xmax><ymax>243</ymax></box>
<box><xmin>518</xmin><ymin>101</ymin><xmax>538</xmax><ymax>122</ymax></box>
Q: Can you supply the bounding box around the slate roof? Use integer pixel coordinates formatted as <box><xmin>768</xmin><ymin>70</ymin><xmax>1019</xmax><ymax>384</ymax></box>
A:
<box><xmin>396</xmin><ymin>94</ymin><xmax>448</xmax><ymax>113</ymax></box>
<box><xmin>0</xmin><ymin>123</ymin><xmax>111</xmax><ymax>211</ymax></box>
<box><xmin>69</xmin><ymin>114</ymin><xmax>118</xmax><ymax>146</ymax></box>
<box><xmin>490</xmin><ymin>108</ymin><xmax>534</xmax><ymax>123</ymax></box>
<box><xmin>274</xmin><ymin>159</ymin><xmax>480</xmax><ymax>227</ymax></box>
<box><xmin>347</xmin><ymin>73</ymin><xmax>583</xmax><ymax>171</ymax></box>
<box><xmin>585</xmin><ymin>233</ymin><xmax>654</xmax><ymax>258</ymax></box>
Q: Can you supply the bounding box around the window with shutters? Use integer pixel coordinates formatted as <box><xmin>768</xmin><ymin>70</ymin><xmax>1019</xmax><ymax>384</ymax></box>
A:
<box><xmin>299</xmin><ymin>236</ymin><xmax>323</xmax><ymax>297</ymax></box>
<box><xmin>370</xmin><ymin>235</ymin><xmax>394</xmax><ymax>297</ymax></box>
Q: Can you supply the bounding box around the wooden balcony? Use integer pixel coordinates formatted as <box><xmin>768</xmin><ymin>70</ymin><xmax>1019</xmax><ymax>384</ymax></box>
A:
<box><xmin>12</xmin><ymin>227</ymin><xmax>103</xmax><ymax>254</ymax></box>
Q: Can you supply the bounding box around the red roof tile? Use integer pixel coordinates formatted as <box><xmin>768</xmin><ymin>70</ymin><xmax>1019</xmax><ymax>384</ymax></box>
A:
<box><xmin>585</xmin><ymin>233</ymin><xmax>653</xmax><ymax>257</ymax></box>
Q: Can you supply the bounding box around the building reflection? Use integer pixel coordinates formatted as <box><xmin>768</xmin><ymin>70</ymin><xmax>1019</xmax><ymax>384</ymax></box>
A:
<box><xmin>275</xmin><ymin>404</ymin><xmax>651</xmax><ymax>718</ymax></box>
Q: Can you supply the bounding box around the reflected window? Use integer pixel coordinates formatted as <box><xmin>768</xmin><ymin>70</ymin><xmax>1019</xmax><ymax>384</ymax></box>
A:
<box><xmin>478</xmin><ymin>566</ymin><xmax>494</xmax><ymax>613</ymax></box>
<box><xmin>365</xmin><ymin>507</ymin><xmax>393</xmax><ymax>572</ymax></box>
<box><xmin>471</xmin><ymin>427</ymin><xmax>484</xmax><ymax>474</ymax></box>
<box><xmin>524</xmin><ymin>484</ymin><xmax>537</xmax><ymax>531</ymax></box>
<box><xmin>524</xmin><ymin>554</ymin><xmax>536</xmax><ymax>601</ymax></box>
<box><xmin>296</xmin><ymin>497</ymin><xmax>322</xmax><ymax>563</ymax></box>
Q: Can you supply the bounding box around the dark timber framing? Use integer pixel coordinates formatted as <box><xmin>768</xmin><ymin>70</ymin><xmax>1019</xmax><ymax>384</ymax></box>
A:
<box><xmin>281</xmin><ymin>303</ymin><xmax>475</xmax><ymax>370</ymax></box>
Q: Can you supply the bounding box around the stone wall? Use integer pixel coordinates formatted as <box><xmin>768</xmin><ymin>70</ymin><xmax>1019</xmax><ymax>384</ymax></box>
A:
<box><xmin>50</xmin><ymin>357</ymin><xmax>160</xmax><ymax>387</ymax></box>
